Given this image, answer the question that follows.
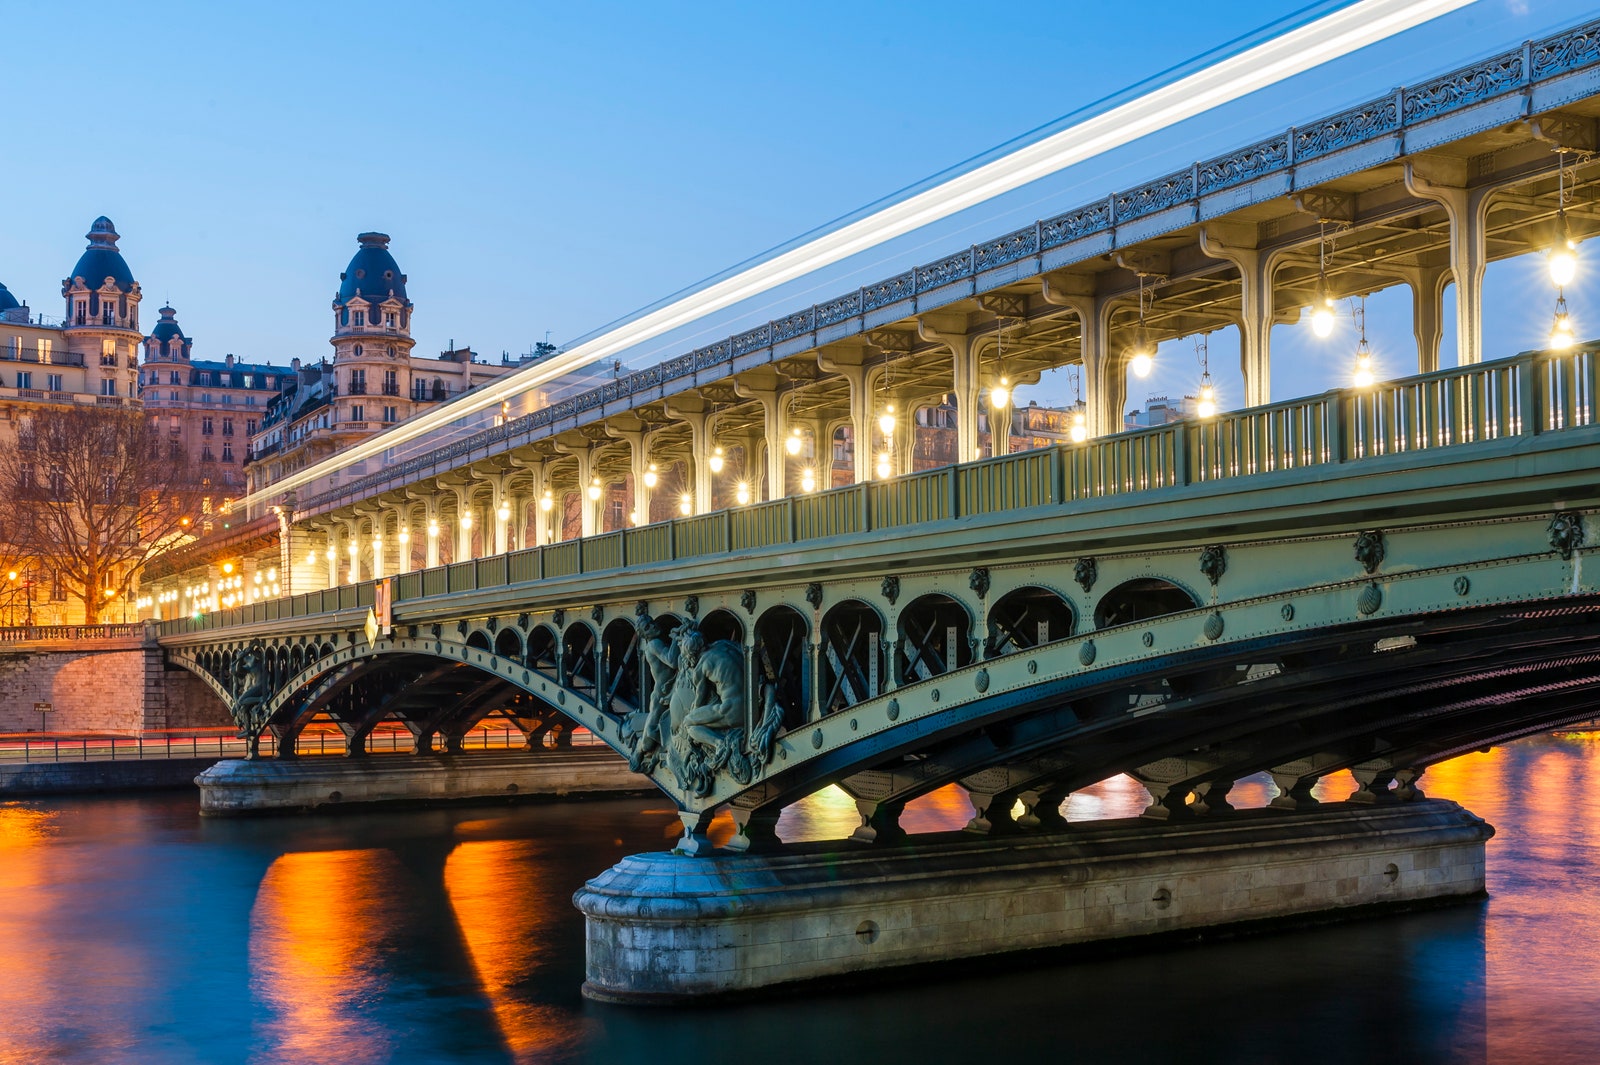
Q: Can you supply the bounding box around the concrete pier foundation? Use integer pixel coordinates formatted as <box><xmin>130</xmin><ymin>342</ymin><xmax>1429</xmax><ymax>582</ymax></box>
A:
<box><xmin>575</xmin><ymin>801</ymin><xmax>1493</xmax><ymax>1002</ymax></box>
<box><xmin>197</xmin><ymin>748</ymin><xmax>652</xmax><ymax>815</ymax></box>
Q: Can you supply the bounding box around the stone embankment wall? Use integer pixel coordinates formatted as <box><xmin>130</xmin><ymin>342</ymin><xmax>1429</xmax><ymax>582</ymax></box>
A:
<box><xmin>0</xmin><ymin>629</ymin><xmax>229</xmax><ymax>733</ymax></box>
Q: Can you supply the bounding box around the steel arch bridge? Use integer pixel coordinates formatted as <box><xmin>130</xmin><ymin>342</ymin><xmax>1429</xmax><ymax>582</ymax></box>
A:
<box><xmin>158</xmin><ymin>350</ymin><xmax>1600</xmax><ymax>849</ymax></box>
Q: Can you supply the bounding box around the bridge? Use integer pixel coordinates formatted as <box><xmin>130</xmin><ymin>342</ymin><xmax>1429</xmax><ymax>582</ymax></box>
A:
<box><xmin>147</xmin><ymin>18</ymin><xmax>1600</xmax><ymax>998</ymax></box>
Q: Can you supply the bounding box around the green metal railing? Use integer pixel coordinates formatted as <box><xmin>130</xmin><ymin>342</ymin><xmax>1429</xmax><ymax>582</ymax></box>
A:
<box><xmin>157</xmin><ymin>348</ymin><xmax>1597</xmax><ymax>637</ymax></box>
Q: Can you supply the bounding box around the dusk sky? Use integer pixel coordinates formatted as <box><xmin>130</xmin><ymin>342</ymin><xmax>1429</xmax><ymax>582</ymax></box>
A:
<box><xmin>5</xmin><ymin>0</ymin><xmax>1593</xmax><ymax>412</ymax></box>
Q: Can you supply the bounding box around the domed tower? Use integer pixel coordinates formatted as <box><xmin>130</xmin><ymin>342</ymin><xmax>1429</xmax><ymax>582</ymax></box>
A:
<box><xmin>0</xmin><ymin>280</ymin><xmax>22</xmax><ymax>320</ymax></box>
<box><xmin>143</xmin><ymin>305</ymin><xmax>193</xmax><ymax>364</ymax></box>
<box><xmin>331</xmin><ymin>232</ymin><xmax>415</xmax><ymax>427</ymax></box>
<box><xmin>62</xmin><ymin>216</ymin><xmax>143</xmax><ymax>403</ymax></box>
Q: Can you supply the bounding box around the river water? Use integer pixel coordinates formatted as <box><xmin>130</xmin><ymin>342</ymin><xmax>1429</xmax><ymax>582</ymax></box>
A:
<box><xmin>0</xmin><ymin>735</ymin><xmax>1596</xmax><ymax>1065</ymax></box>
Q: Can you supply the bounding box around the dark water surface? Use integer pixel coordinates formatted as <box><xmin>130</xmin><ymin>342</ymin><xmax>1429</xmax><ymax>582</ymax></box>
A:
<box><xmin>1</xmin><ymin>736</ymin><xmax>1597</xmax><ymax>1065</ymax></box>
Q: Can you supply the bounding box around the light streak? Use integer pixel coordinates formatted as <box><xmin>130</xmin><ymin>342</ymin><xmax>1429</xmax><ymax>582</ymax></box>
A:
<box><xmin>236</xmin><ymin>0</ymin><xmax>1474</xmax><ymax>511</ymax></box>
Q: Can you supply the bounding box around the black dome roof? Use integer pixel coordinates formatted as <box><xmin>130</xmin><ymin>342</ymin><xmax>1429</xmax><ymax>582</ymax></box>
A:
<box><xmin>0</xmin><ymin>281</ymin><xmax>19</xmax><ymax>313</ymax></box>
<box><xmin>67</xmin><ymin>216</ymin><xmax>136</xmax><ymax>292</ymax></box>
<box><xmin>149</xmin><ymin>305</ymin><xmax>186</xmax><ymax>343</ymax></box>
<box><xmin>337</xmin><ymin>232</ymin><xmax>408</xmax><ymax>305</ymax></box>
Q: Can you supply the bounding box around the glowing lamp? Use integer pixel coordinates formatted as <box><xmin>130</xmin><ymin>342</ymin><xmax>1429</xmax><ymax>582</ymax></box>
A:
<box><xmin>539</xmin><ymin>491</ymin><xmax>553</xmax><ymax>513</ymax></box>
<box><xmin>801</xmin><ymin>467</ymin><xmax>816</xmax><ymax>492</ymax></box>
<box><xmin>1550</xmin><ymin>245</ymin><xmax>1578</xmax><ymax>288</ymax></box>
<box><xmin>878</xmin><ymin>406</ymin><xmax>896</xmax><ymax>436</ymax></box>
<box><xmin>1197</xmin><ymin>383</ymin><xmax>1217</xmax><ymax>419</ymax></box>
<box><xmin>875</xmin><ymin>452</ymin><xmax>892</xmax><ymax>479</ymax></box>
<box><xmin>785</xmin><ymin>428</ymin><xmax>803</xmax><ymax>455</ymax></box>
<box><xmin>735</xmin><ymin>482</ymin><xmax>751</xmax><ymax>505</ymax></box>
<box><xmin>397</xmin><ymin>528</ymin><xmax>409</xmax><ymax>544</ymax></box>
<box><xmin>709</xmin><ymin>446</ymin><xmax>725</xmax><ymax>474</ymax></box>
<box><xmin>587</xmin><ymin>477</ymin><xmax>602</xmax><ymax>502</ymax></box>
<box><xmin>991</xmin><ymin>377</ymin><xmax>1010</xmax><ymax>410</ymax></box>
<box><xmin>1129</xmin><ymin>351</ymin><xmax>1153</xmax><ymax>379</ymax></box>
<box><xmin>643</xmin><ymin>463</ymin><xmax>658</xmax><ymax>489</ymax></box>
<box><xmin>496</xmin><ymin>503</ymin><xmax>510</xmax><ymax>522</ymax></box>
<box><xmin>678</xmin><ymin>494</ymin><xmax>692</xmax><ymax>516</ymax></box>
<box><xmin>460</xmin><ymin>512</ymin><xmax>473</xmax><ymax>529</ymax></box>
<box><xmin>1550</xmin><ymin>304</ymin><xmax>1577</xmax><ymax>350</ymax></box>
<box><xmin>1070</xmin><ymin>412</ymin><xmax>1088</xmax><ymax>444</ymax></box>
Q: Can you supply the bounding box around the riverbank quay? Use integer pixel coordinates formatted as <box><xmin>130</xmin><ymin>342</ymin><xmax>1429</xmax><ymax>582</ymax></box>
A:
<box><xmin>197</xmin><ymin>746</ymin><xmax>654</xmax><ymax>815</ymax></box>
<box><xmin>577</xmin><ymin>800</ymin><xmax>1493</xmax><ymax>1001</ymax></box>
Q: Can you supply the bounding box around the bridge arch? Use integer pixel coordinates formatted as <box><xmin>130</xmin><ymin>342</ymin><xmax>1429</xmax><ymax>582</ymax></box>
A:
<box><xmin>465</xmin><ymin>629</ymin><xmax>492</xmax><ymax>652</ymax></box>
<box><xmin>601</xmin><ymin>617</ymin><xmax>642</xmax><ymax>711</ymax></box>
<box><xmin>700</xmin><ymin>608</ymin><xmax>744</xmax><ymax>645</ymax></box>
<box><xmin>494</xmin><ymin>627</ymin><xmax>524</xmax><ymax>660</ymax></box>
<box><xmin>820</xmin><ymin>599</ymin><xmax>884</xmax><ymax>715</ymax></box>
<box><xmin>561</xmin><ymin>621</ymin><xmax>599</xmax><ymax>700</ymax></box>
<box><xmin>987</xmin><ymin>585</ymin><xmax>1075</xmax><ymax>657</ymax></box>
<box><xmin>527</xmin><ymin>624</ymin><xmax>558</xmax><ymax>674</ymax></box>
<box><xmin>754</xmin><ymin>605</ymin><xmax>810</xmax><ymax>730</ymax></box>
<box><xmin>1094</xmin><ymin>577</ymin><xmax>1199</xmax><ymax>629</ymax></box>
<box><xmin>896</xmin><ymin>593</ymin><xmax>973</xmax><ymax>684</ymax></box>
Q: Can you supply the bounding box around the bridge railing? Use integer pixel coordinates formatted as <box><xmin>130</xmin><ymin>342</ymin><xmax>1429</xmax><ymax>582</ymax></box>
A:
<box><xmin>156</xmin><ymin>347</ymin><xmax>1598</xmax><ymax>638</ymax></box>
<box><xmin>0</xmin><ymin>623</ymin><xmax>149</xmax><ymax>643</ymax></box>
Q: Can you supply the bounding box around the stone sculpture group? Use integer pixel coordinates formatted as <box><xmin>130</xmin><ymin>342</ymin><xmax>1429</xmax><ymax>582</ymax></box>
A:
<box><xmin>626</xmin><ymin>618</ymin><xmax>784</xmax><ymax>796</ymax></box>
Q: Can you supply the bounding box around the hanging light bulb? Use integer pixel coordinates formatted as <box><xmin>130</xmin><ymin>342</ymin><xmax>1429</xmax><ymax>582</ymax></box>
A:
<box><xmin>397</xmin><ymin>527</ymin><xmax>409</xmax><ymax>544</ymax></box>
<box><xmin>1070</xmin><ymin>411</ymin><xmax>1088</xmax><ymax>444</ymax></box>
<box><xmin>1353</xmin><ymin>297</ymin><xmax>1376</xmax><ymax>386</ymax></box>
<box><xmin>459</xmin><ymin>511</ymin><xmax>473</xmax><ymax>529</ymax></box>
<box><xmin>307</xmin><ymin>549</ymin><xmax>318</xmax><ymax>566</ymax></box>
<box><xmin>678</xmin><ymin>494</ymin><xmax>692</xmax><ymax>516</ymax></box>
<box><xmin>427</xmin><ymin>518</ymin><xmax>439</xmax><ymax>537</ymax></box>
<box><xmin>629</xmin><ymin>511</ymin><xmax>641</xmax><ymax>526</ymax></box>
<box><xmin>1196</xmin><ymin>379</ymin><xmax>1217</xmax><ymax>418</ymax></box>
<box><xmin>785</xmin><ymin>427</ymin><xmax>803</xmax><ymax>455</ymax></box>
<box><xmin>990</xmin><ymin>376</ymin><xmax>1011</xmax><ymax>409</ymax></box>
<box><xmin>587</xmin><ymin>477</ymin><xmax>602</xmax><ymax>502</ymax></box>
<box><xmin>878</xmin><ymin>405</ymin><xmax>896</xmax><ymax>436</ymax></box>
<box><xmin>1550</xmin><ymin>149</ymin><xmax>1580</xmax><ymax>287</ymax></box>
<box><xmin>1550</xmin><ymin>293</ymin><xmax>1577</xmax><ymax>350</ymax></box>
<box><xmin>539</xmin><ymin>490</ymin><xmax>553</xmax><ymax>513</ymax></box>
<box><xmin>801</xmin><ymin>466</ymin><xmax>816</xmax><ymax>492</ymax></box>
<box><xmin>709</xmin><ymin>446</ymin><xmax>725</xmax><ymax>474</ymax></box>
<box><xmin>875</xmin><ymin>451</ymin><xmax>892</xmax><ymax>479</ymax></box>
<box><xmin>1310</xmin><ymin>220</ymin><xmax>1336</xmax><ymax>338</ymax></box>
<box><xmin>325</xmin><ymin>545</ymin><xmax>336</xmax><ymax>562</ymax></box>
<box><xmin>643</xmin><ymin>463</ymin><xmax>658</xmax><ymax>489</ymax></box>
<box><xmin>496</xmin><ymin>502</ymin><xmax>510</xmax><ymax>522</ymax></box>
<box><xmin>735</xmin><ymin>481</ymin><xmax>751</xmax><ymax>505</ymax></box>
<box><xmin>1129</xmin><ymin>274</ymin><xmax>1155</xmax><ymax>378</ymax></box>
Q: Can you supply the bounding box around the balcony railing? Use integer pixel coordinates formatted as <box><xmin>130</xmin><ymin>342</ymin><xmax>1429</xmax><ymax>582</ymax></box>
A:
<box><xmin>1</xmin><ymin>347</ymin><xmax>85</xmax><ymax>367</ymax></box>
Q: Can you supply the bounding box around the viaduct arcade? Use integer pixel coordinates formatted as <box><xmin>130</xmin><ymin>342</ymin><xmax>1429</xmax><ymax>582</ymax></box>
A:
<box><xmin>145</xmin><ymin>18</ymin><xmax>1600</xmax><ymax>998</ymax></box>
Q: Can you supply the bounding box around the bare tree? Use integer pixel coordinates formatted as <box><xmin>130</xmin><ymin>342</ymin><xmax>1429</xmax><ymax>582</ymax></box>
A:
<box><xmin>0</xmin><ymin>406</ymin><xmax>203</xmax><ymax>623</ymax></box>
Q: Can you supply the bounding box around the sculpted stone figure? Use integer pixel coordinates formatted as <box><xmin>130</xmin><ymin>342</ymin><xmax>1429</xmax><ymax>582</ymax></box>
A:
<box><xmin>621</xmin><ymin>619</ymin><xmax>786</xmax><ymax>797</ymax></box>
<box><xmin>229</xmin><ymin>643</ymin><xmax>272</xmax><ymax>758</ymax></box>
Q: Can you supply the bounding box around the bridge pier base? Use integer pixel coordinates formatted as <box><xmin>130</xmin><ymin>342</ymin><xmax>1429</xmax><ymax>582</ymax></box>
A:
<box><xmin>194</xmin><ymin>748</ymin><xmax>652</xmax><ymax>815</ymax></box>
<box><xmin>575</xmin><ymin>800</ymin><xmax>1492</xmax><ymax>1002</ymax></box>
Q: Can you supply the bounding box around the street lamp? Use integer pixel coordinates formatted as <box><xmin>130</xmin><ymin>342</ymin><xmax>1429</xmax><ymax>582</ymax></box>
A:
<box><xmin>785</xmin><ymin>428</ymin><xmax>803</xmax><ymax>456</ymax></box>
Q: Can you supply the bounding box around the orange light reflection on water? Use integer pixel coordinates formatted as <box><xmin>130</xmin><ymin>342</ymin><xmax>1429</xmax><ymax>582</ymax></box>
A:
<box><xmin>248</xmin><ymin>849</ymin><xmax>412</xmax><ymax>1065</ymax></box>
<box><xmin>444</xmin><ymin>837</ymin><xmax>581</xmax><ymax>1063</ymax></box>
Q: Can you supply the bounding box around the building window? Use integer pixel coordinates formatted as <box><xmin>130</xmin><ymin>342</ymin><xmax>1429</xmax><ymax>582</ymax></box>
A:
<box><xmin>246</xmin><ymin>418</ymin><xmax>257</xmax><ymax>435</ymax></box>
<box><xmin>222</xmin><ymin>418</ymin><xmax>234</xmax><ymax>437</ymax></box>
<box><xmin>201</xmin><ymin>445</ymin><xmax>215</xmax><ymax>462</ymax></box>
<box><xmin>169</xmin><ymin>441</ymin><xmax>182</xmax><ymax>460</ymax></box>
<box><xmin>169</xmin><ymin>415</ymin><xmax>180</xmax><ymax>433</ymax></box>
<box><xmin>222</xmin><ymin>444</ymin><xmax>234</xmax><ymax>463</ymax></box>
<box><xmin>383</xmin><ymin>406</ymin><xmax>397</xmax><ymax>423</ymax></box>
<box><xmin>353</xmin><ymin>311</ymin><xmax>365</xmax><ymax>327</ymax></box>
<box><xmin>202</xmin><ymin>416</ymin><xmax>214</xmax><ymax>435</ymax></box>
<box><xmin>385</xmin><ymin>313</ymin><xmax>396</xmax><ymax>329</ymax></box>
<box><xmin>382</xmin><ymin>369</ymin><xmax>398</xmax><ymax>395</ymax></box>
<box><xmin>16</xmin><ymin>371</ymin><xmax>31</xmax><ymax>389</ymax></box>
<box><xmin>348</xmin><ymin>369</ymin><xmax>366</xmax><ymax>394</ymax></box>
<box><xmin>202</xmin><ymin>393</ymin><xmax>212</xmax><ymax>404</ymax></box>
<box><xmin>75</xmin><ymin>300</ymin><xmax>86</xmax><ymax>323</ymax></box>
<box><xmin>169</xmin><ymin>390</ymin><xmax>178</xmax><ymax>401</ymax></box>
<box><xmin>169</xmin><ymin>371</ymin><xmax>180</xmax><ymax>385</ymax></box>
<box><xmin>101</xmin><ymin>379</ymin><xmax>117</xmax><ymax>396</ymax></box>
<box><xmin>222</xmin><ymin>394</ymin><xmax>232</xmax><ymax>404</ymax></box>
<box><xmin>350</xmin><ymin>405</ymin><xmax>364</xmax><ymax>422</ymax></box>
<box><xmin>38</xmin><ymin>339</ymin><xmax>52</xmax><ymax>363</ymax></box>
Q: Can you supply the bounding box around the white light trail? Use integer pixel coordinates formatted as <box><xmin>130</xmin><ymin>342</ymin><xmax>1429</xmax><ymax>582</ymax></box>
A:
<box><xmin>241</xmin><ymin>0</ymin><xmax>1476</xmax><ymax>511</ymax></box>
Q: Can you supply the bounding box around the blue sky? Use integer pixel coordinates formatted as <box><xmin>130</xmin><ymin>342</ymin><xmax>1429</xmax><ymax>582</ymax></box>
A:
<box><xmin>4</xmin><ymin>0</ymin><xmax>1594</xmax><ymax>413</ymax></box>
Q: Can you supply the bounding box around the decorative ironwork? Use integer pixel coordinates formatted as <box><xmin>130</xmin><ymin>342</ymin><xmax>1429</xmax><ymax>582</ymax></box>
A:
<box><xmin>1039</xmin><ymin>201</ymin><xmax>1111</xmax><ymax>249</ymax></box>
<box><xmin>1549</xmin><ymin>510</ymin><xmax>1585</xmax><ymax>560</ymax></box>
<box><xmin>731</xmin><ymin>325</ymin><xmax>771</xmax><ymax>357</ymax></box>
<box><xmin>1293</xmin><ymin>98</ymin><xmax>1400</xmax><ymax>163</ymax></box>
<box><xmin>1403</xmin><ymin>52</ymin><xmax>1524</xmax><ymax>123</ymax></box>
<box><xmin>1357</xmin><ymin>583</ymin><xmax>1384</xmax><ymax>615</ymax></box>
<box><xmin>1533</xmin><ymin>20</ymin><xmax>1600</xmax><ymax>78</ymax></box>
<box><xmin>861</xmin><ymin>272</ymin><xmax>915</xmax><ymax>312</ymax></box>
<box><xmin>740</xmin><ymin>589</ymin><xmax>757</xmax><ymax>615</ymax></box>
<box><xmin>1204</xmin><ymin>613</ymin><xmax>1225</xmax><ymax>641</ymax></box>
<box><xmin>1199</xmin><ymin>545</ymin><xmax>1228</xmax><ymax>586</ymax></box>
<box><xmin>552</xmin><ymin>608</ymin><xmax>565</xmax><ymax>627</ymax></box>
<box><xmin>975</xmin><ymin>228</ymin><xmax>1038</xmax><ymax>271</ymax></box>
<box><xmin>516</xmin><ymin>612</ymin><xmax>530</xmax><ymax>629</ymax></box>
<box><xmin>1454</xmin><ymin>576</ymin><xmax>1471</xmax><ymax>597</ymax></box>
<box><xmin>915</xmin><ymin>251</ymin><xmax>973</xmax><ymax>293</ymax></box>
<box><xmin>881</xmin><ymin>575</ymin><xmax>901</xmax><ymax>605</ymax></box>
<box><xmin>805</xmin><ymin>582</ymin><xmax>824</xmax><ymax>609</ymax></box>
<box><xmin>969</xmin><ymin>567</ymin><xmax>991</xmax><ymax>599</ymax></box>
<box><xmin>1354</xmin><ymin>530</ymin><xmax>1386</xmax><ymax>574</ymax></box>
<box><xmin>683</xmin><ymin>594</ymin><xmax>700</xmax><ymax>618</ymax></box>
<box><xmin>1197</xmin><ymin>135</ymin><xmax>1290</xmax><ymax>194</ymax></box>
<box><xmin>974</xmin><ymin>668</ymin><xmax>989</xmax><ymax>693</ymax></box>
<box><xmin>1074</xmin><ymin>557</ymin><xmax>1098</xmax><ymax>593</ymax></box>
<box><xmin>1115</xmin><ymin>168</ymin><xmax>1196</xmax><ymax>222</ymax></box>
<box><xmin>771</xmin><ymin>309</ymin><xmax>814</xmax><ymax>342</ymax></box>
<box><xmin>815</xmin><ymin>292</ymin><xmax>861</xmax><ymax>326</ymax></box>
<box><xmin>591</xmin><ymin>604</ymin><xmax>604</xmax><ymax>624</ymax></box>
<box><xmin>1078</xmin><ymin>640</ymin><xmax>1097</xmax><ymax>666</ymax></box>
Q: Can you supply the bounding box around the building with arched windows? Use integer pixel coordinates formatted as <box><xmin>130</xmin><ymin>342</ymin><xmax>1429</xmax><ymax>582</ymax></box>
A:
<box><xmin>245</xmin><ymin>232</ymin><xmax>516</xmax><ymax>493</ymax></box>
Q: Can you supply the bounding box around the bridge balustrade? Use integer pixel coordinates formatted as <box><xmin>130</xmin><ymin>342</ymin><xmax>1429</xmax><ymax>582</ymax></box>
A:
<box><xmin>155</xmin><ymin>348</ymin><xmax>1599</xmax><ymax>638</ymax></box>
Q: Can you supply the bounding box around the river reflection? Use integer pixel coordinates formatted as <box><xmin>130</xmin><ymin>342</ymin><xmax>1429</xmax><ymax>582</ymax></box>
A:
<box><xmin>0</xmin><ymin>736</ymin><xmax>1592</xmax><ymax>1063</ymax></box>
